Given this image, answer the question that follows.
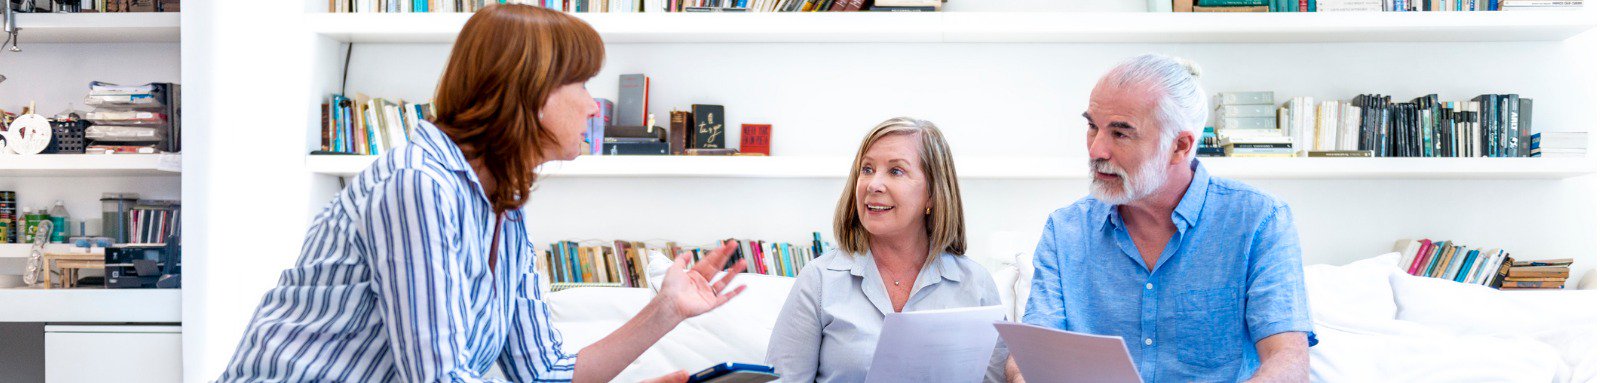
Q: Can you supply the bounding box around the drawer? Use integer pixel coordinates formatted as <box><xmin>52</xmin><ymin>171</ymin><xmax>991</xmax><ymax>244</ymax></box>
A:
<box><xmin>45</xmin><ymin>325</ymin><xmax>180</xmax><ymax>383</ymax></box>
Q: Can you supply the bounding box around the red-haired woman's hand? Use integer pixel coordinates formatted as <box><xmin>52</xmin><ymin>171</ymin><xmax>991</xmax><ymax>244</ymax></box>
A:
<box><xmin>654</xmin><ymin>240</ymin><xmax>748</xmax><ymax>323</ymax></box>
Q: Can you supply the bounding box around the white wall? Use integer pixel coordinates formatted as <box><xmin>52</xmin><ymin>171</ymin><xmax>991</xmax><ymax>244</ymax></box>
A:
<box><xmin>0</xmin><ymin>42</ymin><xmax>180</xmax><ymax>114</ymax></box>
<box><xmin>340</xmin><ymin>40</ymin><xmax>1598</xmax><ymax>273</ymax></box>
<box><xmin>183</xmin><ymin>2</ymin><xmax>1600</xmax><ymax>382</ymax></box>
<box><xmin>182</xmin><ymin>1</ymin><xmax>322</xmax><ymax>381</ymax></box>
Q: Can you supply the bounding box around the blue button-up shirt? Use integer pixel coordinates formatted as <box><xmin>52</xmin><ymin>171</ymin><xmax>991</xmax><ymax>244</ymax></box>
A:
<box><xmin>1023</xmin><ymin>160</ymin><xmax>1315</xmax><ymax>382</ymax></box>
<box><xmin>219</xmin><ymin>120</ymin><xmax>576</xmax><ymax>382</ymax></box>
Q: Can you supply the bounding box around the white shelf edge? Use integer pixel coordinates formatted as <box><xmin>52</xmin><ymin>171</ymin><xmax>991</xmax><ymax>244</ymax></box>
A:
<box><xmin>14</xmin><ymin>12</ymin><xmax>181</xmax><ymax>43</ymax></box>
<box><xmin>0</xmin><ymin>153</ymin><xmax>182</xmax><ymax>176</ymax></box>
<box><xmin>308</xmin><ymin>11</ymin><xmax>1600</xmax><ymax>44</ymax></box>
<box><xmin>0</xmin><ymin>287</ymin><xmax>181</xmax><ymax>323</ymax></box>
<box><xmin>0</xmin><ymin>244</ymin><xmax>88</xmax><ymax>258</ymax></box>
<box><xmin>307</xmin><ymin>154</ymin><xmax>1596</xmax><ymax>180</ymax></box>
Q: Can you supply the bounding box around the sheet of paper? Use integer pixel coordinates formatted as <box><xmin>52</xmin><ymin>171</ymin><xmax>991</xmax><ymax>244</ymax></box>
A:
<box><xmin>864</xmin><ymin>305</ymin><xmax>1005</xmax><ymax>383</ymax></box>
<box><xmin>994</xmin><ymin>322</ymin><xmax>1142</xmax><ymax>383</ymax></box>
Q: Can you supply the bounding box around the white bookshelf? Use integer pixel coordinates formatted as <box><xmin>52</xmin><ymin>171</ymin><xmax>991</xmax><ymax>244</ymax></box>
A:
<box><xmin>13</xmin><ymin>12</ymin><xmax>180</xmax><ymax>43</ymax></box>
<box><xmin>306</xmin><ymin>154</ymin><xmax>1595</xmax><ymax>179</ymax></box>
<box><xmin>0</xmin><ymin>287</ymin><xmax>180</xmax><ymax>322</ymax></box>
<box><xmin>0</xmin><ymin>154</ymin><xmax>181</xmax><ymax>176</ymax></box>
<box><xmin>308</xmin><ymin>11</ymin><xmax>1597</xmax><ymax>44</ymax></box>
<box><xmin>0</xmin><ymin>12</ymin><xmax>185</xmax><ymax>382</ymax></box>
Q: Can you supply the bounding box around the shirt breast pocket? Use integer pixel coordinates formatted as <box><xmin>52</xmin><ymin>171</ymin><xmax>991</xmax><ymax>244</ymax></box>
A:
<box><xmin>1173</xmin><ymin>288</ymin><xmax>1244</xmax><ymax>369</ymax></box>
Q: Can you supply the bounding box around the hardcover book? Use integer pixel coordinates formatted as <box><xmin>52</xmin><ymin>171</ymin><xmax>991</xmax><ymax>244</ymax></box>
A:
<box><xmin>617</xmin><ymin>74</ymin><xmax>650</xmax><ymax>127</ymax></box>
<box><xmin>740</xmin><ymin>124</ymin><xmax>772</xmax><ymax>155</ymax></box>
<box><xmin>692</xmin><ymin>104</ymin><xmax>727</xmax><ymax>149</ymax></box>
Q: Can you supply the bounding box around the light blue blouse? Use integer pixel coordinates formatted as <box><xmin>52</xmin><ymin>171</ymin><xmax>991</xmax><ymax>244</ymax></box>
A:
<box><xmin>766</xmin><ymin>249</ymin><xmax>1008</xmax><ymax>383</ymax></box>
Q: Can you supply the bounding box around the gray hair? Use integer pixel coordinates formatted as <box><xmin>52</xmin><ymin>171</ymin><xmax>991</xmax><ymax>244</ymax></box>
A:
<box><xmin>1099</xmin><ymin>54</ymin><xmax>1209</xmax><ymax>158</ymax></box>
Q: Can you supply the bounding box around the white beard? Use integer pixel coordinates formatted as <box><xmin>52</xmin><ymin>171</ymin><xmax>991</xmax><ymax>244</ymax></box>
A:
<box><xmin>1089</xmin><ymin>151</ymin><xmax>1170</xmax><ymax>206</ymax></box>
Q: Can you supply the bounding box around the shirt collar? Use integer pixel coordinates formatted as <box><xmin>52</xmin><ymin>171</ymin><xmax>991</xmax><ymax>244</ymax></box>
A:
<box><xmin>412</xmin><ymin>120</ymin><xmax>497</xmax><ymax>210</ymax></box>
<box><xmin>826</xmin><ymin>249</ymin><xmax>963</xmax><ymax>284</ymax></box>
<box><xmin>1096</xmin><ymin>159</ymin><xmax>1211</xmax><ymax>233</ymax></box>
<box><xmin>413</xmin><ymin>120</ymin><xmax>477</xmax><ymax>178</ymax></box>
<box><xmin>1172</xmin><ymin>159</ymin><xmax>1211</xmax><ymax>229</ymax></box>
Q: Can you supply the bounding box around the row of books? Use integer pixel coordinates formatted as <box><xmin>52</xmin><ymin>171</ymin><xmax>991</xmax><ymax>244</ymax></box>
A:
<box><xmin>11</xmin><ymin>0</ymin><xmax>179</xmax><ymax>13</ymax></box>
<box><xmin>594</xmin><ymin>74</ymin><xmax>773</xmax><ymax>156</ymax></box>
<box><xmin>1345</xmin><ymin>94</ymin><xmax>1533</xmax><ymax>158</ymax></box>
<box><xmin>538</xmin><ymin>234</ymin><xmax>832</xmax><ymax>287</ymax></box>
<box><xmin>1393</xmin><ymin>239</ymin><xmax>1572</xmax><ymax>289</ymax></box>
<box><xmin>124</xmin><ymin>201</ymin><xmax>180</xmax><ymax>244</ymax></box>
<box><xmin>542</xmin><ymin>240</ymin><xmax>661</xmax><ymax>287</ymax></box>
<box><xmin>1395</xmin><ymin>238</ymin><xmax>1515</xmax><ymax>288</ymax></box>
<box><xmin>317</xmin><ymin>94</ymin><xmax>434</xmax><ymax>155</ymax></box>
<box><xmin>1500</xmin><ymin>258</ymin><xmax>1573</xmax><ymax>290</ymax></box>
<box><xmin>1169</xmin><ymin>0</ymin><xmax>1575</xmax><ymax>11</ymax></box>
<box><xmin>1209</xmin><ymin>91</ymin><xmax>1544</xmax><ymax>158</ymax></box>
<box><xmin>331</xmin><ymin>0</ymin><xmax>938</xmax><ymax>12</ymax></box>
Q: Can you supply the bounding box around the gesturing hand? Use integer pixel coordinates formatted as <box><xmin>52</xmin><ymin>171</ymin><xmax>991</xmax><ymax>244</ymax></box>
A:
<box><xmin>656</xmin><ymin>240</ymin><xmax>749</xmax><ymax>322</ymax></box>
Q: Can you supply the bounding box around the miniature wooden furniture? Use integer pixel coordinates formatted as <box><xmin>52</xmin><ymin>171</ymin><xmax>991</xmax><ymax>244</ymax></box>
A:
<box><xmin>43</xmin><ymin>253</ymin><xmax>104</xmax><ymax>289</ymax></box>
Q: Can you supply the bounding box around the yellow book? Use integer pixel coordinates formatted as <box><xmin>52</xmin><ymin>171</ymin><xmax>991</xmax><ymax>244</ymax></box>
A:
<box><xmin>579</xmin><ymin>247</ymin><xmax>595</xmax><ymax>282</ymax></box>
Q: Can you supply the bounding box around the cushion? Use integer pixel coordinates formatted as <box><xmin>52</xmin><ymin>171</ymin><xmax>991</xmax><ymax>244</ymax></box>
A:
<box><xmin>1390</xmin><ymin>270</ymin><xmax>1540</xmax><ymax>337</ymax></box>
<box><xmin>1309</xmin><ymin>320</ymin><xmax>1565</xmax><ymax>383</ymax></box>
<box><xmin>1303</xmin><ymin>252</ymin><xmax>1401</xmax><ymax>328</ymax></box>
<box><xmin>547</xmin><ymin>273</ymin><xmax>795</xmax><ymax>382</ymax></box>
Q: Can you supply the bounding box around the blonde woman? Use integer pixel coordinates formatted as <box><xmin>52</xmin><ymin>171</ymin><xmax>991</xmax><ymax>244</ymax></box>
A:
<box><xmin>766</xmin><ymin>117</ymin><xmax>1005</xmax><ymax>382</ymax></box>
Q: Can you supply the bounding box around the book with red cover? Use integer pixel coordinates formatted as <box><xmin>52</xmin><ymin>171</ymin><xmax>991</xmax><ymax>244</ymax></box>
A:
<box><xmin>1408</xmin><ymin>239</ymin><xmax>1433</xmax><ymax>275</ymax></box>
<box><xmin>740</xmin><ymin>124</ymin><xmax>772</xmax><ymax>155</ymax></box>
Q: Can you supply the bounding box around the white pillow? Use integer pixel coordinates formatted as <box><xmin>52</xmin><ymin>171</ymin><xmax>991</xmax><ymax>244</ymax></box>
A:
<box><xmin>547</xmin><ymin>273</ymin><xmax>796</xmax><ymax>382</ymax></box>
<box><xmin>1303</xmin><ymin>252</ymin><xmax>1402</xmax><ymax>328</ymax></box>
<box><xmin>1390</xmin><ymin>271</ymin><xmax>1541</xmax><ymax>337</ymax></box>
<box><xmin>1309</xmin><ymin>320</ymin><xmax>1565</xmax><ymax>383</ymax></box>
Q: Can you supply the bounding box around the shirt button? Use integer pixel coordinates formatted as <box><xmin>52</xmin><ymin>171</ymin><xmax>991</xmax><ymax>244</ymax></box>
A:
<box><xmin>1145</xmin><ymin>283</ymin><xmax>1154</xmax><ymax>290</ymax></box>
<box><xmin>1145</xmin><ymin>338</ymin><xmax>1154</xmax><ymax>346</ymax></box>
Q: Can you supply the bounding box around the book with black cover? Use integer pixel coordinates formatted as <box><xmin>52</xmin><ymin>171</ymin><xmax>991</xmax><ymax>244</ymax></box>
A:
<box><xmin>1517</xmin><ymin>98</ymin><xmax>1533</xmax><ymax>156</ymax></box>
<box><xmin>691</xmin><ymin>104</ymin><xmax>726</xmax><ymax>149</ymax></box>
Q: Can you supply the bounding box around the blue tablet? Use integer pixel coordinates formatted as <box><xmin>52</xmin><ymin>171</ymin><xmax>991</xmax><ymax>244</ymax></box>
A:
<box><xmin>686</xmin><ymin>362</ymin><xmax>778</xmax><ymax>383</ymax></box>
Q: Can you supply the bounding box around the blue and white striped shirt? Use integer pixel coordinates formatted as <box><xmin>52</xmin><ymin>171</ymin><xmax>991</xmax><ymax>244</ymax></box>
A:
<box><xmin>219</xmin><ymin>121</ymin><xmax>576</xmax><ymax>382</ymax></box>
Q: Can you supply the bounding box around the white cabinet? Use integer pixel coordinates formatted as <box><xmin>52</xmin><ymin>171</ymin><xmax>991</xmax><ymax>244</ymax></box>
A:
<box><xmin>45</xmin><ymin>325</ymin><xmax>180</xmax><ymax>383</ymax></box>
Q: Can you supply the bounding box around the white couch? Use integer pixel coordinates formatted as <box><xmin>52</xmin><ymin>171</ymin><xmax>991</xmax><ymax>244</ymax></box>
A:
<box><xmin>544</xmin><ymin>252</ymin><xmax>1598</xmax><ymax>382</ymax></box>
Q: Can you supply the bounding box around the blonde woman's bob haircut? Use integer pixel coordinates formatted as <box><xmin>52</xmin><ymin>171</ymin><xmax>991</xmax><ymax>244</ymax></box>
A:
<box><xmin>832</xmin><ymin>117</ymin><xmax>967</xmax><ymax>262</ymax></box>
